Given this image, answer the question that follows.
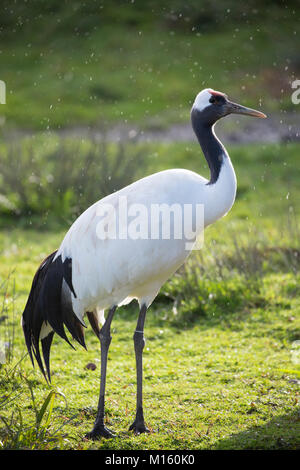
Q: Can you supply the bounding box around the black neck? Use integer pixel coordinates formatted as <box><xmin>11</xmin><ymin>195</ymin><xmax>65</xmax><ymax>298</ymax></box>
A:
<box><xmin>191</xmin><ymin>109</ymin><xmax>227</xmax><ymax>184</ymax></box>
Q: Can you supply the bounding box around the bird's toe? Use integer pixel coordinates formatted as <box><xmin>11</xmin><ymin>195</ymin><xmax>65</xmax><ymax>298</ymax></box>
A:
<box><xmin>85</xmin><ymin>425</ymin><xmax>116</xmax><ymax>440</ymax></box>
<box><xmin>129</xmin><ymin>421</ymin><xmax>150</xmax><ymax>435</ymax></box>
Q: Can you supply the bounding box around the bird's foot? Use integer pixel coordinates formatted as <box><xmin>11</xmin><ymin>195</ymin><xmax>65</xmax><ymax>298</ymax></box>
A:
<box><xmin>129</xmin><ymin>420</ymin><xmax>150</xmax><ymax>435</ymax></box>
<box><xmin>85</xmin><ymin>425</ymin><xmax>116</xmax><ymax>440</ymax></box>
<box><xmin>129</xmin><ymin>407</ymin><xmax>150</xmax><ymax>435</ymax></box>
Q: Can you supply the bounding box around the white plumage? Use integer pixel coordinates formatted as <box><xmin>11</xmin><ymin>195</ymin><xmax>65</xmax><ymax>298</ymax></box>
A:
<box><xmin>55</xmin><ymin>162</ymin><xmax>236</xmax><ymax>323</ymax></box>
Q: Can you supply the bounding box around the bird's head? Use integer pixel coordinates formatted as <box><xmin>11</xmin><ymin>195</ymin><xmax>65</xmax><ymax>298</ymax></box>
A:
<box><xmin>191</xmin><ymin>88</ymin><xmax>266</xmax><ymax>126</ymax></box>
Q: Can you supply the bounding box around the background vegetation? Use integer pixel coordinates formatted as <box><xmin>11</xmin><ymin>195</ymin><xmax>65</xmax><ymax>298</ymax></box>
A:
<box><xmin>0</xmin><ymin>0</ymin><xmax>299</xmax><ymax>129</ymax></box>
<box><xmin>0</xmin><ymin>0</ymin><xmax>299</xmax><ymax>450</ymax></box>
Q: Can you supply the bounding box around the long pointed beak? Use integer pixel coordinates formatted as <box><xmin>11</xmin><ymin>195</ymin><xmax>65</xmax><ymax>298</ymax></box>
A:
<box><xmin>227</xmin><ymin>101</ymin><xmax>267</xmax><ymax>119</ymax></box>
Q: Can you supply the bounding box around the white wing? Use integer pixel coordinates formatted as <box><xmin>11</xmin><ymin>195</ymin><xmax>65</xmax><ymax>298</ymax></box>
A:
<box><xmin>55</xmin><ymin>169</ymin><xmax>208</xmax><ymax>319</ymax></box>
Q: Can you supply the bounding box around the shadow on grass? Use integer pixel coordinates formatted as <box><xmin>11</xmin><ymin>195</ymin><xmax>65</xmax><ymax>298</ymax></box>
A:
<box><xmin>213</xmin><ymin>410</ymin><xmax>300</xmax><ymax>450</ymax></box>
<box><xmin>62</xmin><ymin>409</ymin><xmax>300</xmax><ymax>450</ymax></box>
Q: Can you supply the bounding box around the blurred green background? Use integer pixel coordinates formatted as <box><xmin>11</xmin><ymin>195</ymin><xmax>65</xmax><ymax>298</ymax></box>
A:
<box><xmin>0</xmin><ymin>0</ymin><xmax>299</xmax><ymax>129</ymax></box>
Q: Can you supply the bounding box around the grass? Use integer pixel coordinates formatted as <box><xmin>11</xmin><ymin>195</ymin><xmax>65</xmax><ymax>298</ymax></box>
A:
<box><xmin>0</xmin><ymin>5</ymin><xmax>298</xmax><ymax>130</ymax></box>
<box><xmin>0</xmin><ymin>136</ymin><xmax>147</xmax><ymax>219</ymax></box>
<box><xmin>0</xmin><ymin>140</ymin><xmax>299</xmax><ymax>449</ymax></box>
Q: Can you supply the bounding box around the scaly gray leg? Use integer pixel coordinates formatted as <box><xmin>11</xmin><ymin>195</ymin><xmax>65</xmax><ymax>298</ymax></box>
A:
<box><xmin>85</xmin><ymin>305</ymin><xmax>116</xmax><ymax>439</ymax></box>
<box><xmin>129</xmin><ymin>304</ymin><xmax>150</xmax><ymax>434</ymax></box>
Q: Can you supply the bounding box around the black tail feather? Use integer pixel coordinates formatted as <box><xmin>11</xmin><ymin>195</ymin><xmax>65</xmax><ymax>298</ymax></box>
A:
<box><xmin>22</xmin><ymin>251</ymin><xmax>56</xmax><ymax>379</ymax></box>
<box><xmin>22</xmin><ymin>250</ymin><xmax>87</xmax><ymax>382</ymax></box>
<box><xmin>41</xmin><ymin>331</ymin><xmax>55</xmax><ymax>382</ymax></box>
<box><xmin>40</xmin><ymin>257</ymin><xmax>75</xmax><ymax>348</ymax></box>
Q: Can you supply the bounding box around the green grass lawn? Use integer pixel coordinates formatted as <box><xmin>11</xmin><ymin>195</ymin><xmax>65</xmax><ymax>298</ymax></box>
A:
<box><xmin>0</xmin><ymin>140</ymin><xmax>299</xmax><ymax>449</ymax></box>
<box><xmin>0</xmin><ymin>9</ymin><xmax>298</xmax><ymax>130</ymax></box>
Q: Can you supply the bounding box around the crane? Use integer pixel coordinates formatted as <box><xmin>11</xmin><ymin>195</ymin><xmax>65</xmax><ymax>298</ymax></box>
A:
<box><xmin>22</xmin><ymin>89</ymin><xmax>266</xmax><ymax>439</ymax></box>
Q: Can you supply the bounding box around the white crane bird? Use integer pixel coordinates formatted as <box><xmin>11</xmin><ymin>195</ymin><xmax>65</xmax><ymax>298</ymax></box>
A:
<box><xmin>22</xmin><ymin>89</ymin><xmax>266</xmax><ymax>439</ymax></box>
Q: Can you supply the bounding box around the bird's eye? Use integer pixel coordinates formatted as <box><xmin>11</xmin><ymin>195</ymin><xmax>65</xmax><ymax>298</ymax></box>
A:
<box><xmin>209</xmin><ymin>94</ymin><xmax>226</xmax><ymax>105</ymax></box>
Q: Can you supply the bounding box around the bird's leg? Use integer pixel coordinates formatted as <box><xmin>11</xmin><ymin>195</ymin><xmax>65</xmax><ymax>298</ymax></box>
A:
<box><xmin>85</xmin><ymin>305</ymin><xmax>116</xmax><ymax>440</ymax></box>
<box><xmin>129</xmin><ymin>304</ymin><xmax>150</xmax><ymax>434</ymax></box>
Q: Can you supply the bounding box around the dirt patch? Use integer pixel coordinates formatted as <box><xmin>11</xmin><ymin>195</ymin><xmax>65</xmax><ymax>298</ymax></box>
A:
<box><xmin>2</xmin><ymin>111</ymin><xmax>299</xmax><ymax>145</ymax></box>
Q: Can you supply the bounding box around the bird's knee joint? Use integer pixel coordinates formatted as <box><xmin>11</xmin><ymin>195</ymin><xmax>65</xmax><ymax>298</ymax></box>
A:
<box><xmin>99</xmin><ymin>332</ymin><xmax>112</xmax><ymax>349</ymax></box>
<box><xmin>133</xmin><ymin>331</ymin><xmax>145</xmax><ymax>351</ymax></box>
